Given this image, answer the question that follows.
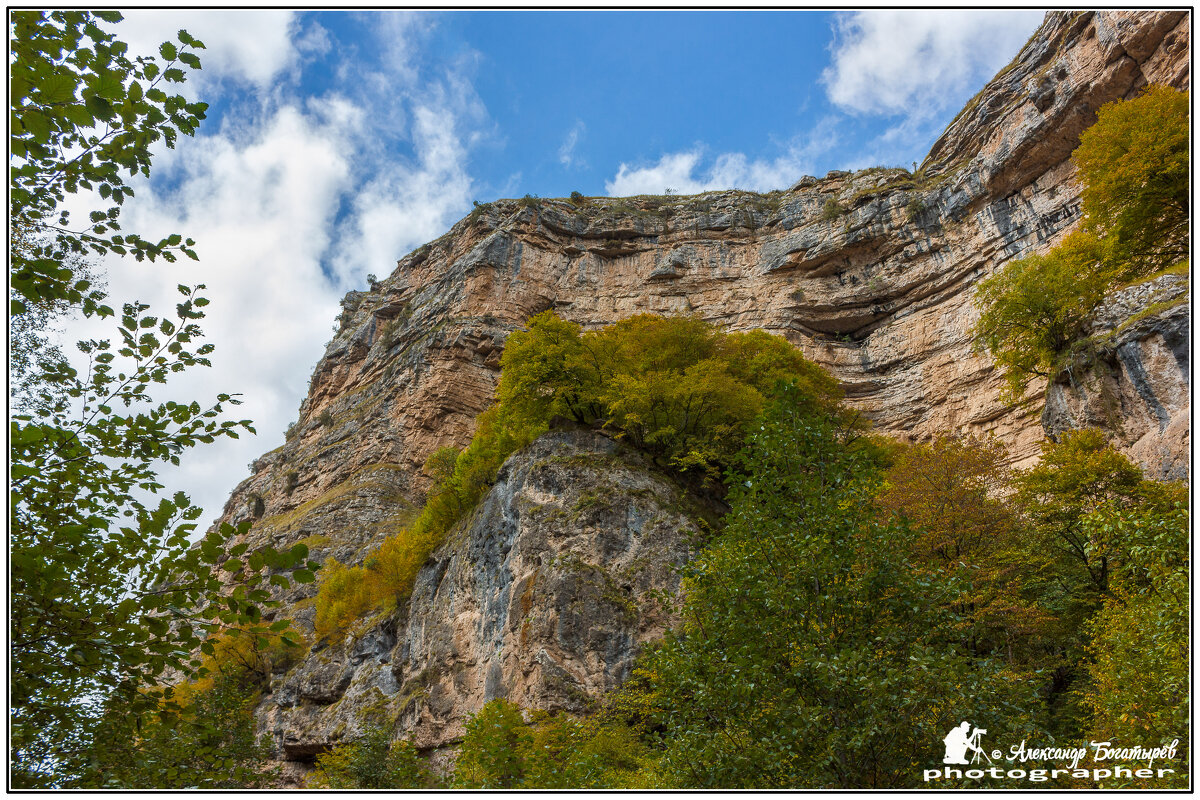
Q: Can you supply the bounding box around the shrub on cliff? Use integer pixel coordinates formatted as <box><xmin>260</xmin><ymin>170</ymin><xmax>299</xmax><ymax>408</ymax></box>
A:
<box><xmin>972</xmin><ymin>229</ymin><xmax>1112</xmax><ymax>400</ymax></box>
<box><xmin>314</xmin><ymin>406</ymin><xmax>541</xmax><ymax>641</ymax></box>
<box><xmin>1073</xmin><ymin>84</ymin><xmax>1189</xmax><ymax>274</ymax></box>
<box><xmin>498</xmin><ymin>311</ymin><xmax>842</xmax><ymax>479</ymax></box>
<box><xmin>973</xmin><ymin>84</ymin><xmax>1189</xmax><ymax>400</ymax></box>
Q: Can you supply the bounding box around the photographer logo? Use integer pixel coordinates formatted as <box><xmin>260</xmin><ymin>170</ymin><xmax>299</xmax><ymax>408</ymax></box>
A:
<box><xmin>942</xmin><ymin>721</ymin><xmax>993</xmax><ymax>765</ymax></box>
<box><xmin>925</xmin><ymin>723</ymin><xmax>1180</xmax><ymax>784</ymax></box>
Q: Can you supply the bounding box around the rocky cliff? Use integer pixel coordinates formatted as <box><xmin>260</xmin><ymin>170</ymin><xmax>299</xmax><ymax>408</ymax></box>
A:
<box><xmin>210</xmin><ymin>10</ymin><xmax>1188</xmax><ymax>777</ymax></box>
<box><xmin>262</xmin><ymin>430</ymin><xmax>706</xmax><ymax>773</ymax></box>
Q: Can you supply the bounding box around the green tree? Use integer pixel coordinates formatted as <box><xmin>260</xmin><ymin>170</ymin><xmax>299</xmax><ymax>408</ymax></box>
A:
<box><xmin>452</xmin><ymin>701</ymin><xmax>652</xmax><ymax>789</ymax></box>
<box><xmin>639</xmin><ymin>385</ymin><xmax>1038</xmax><ymax>788</ymax></box>
<box><xmin>309</xmin><ymin>727</ymin><xmax>434</xmax><ymax>789</ymax></box>
<box><xmin>972</xmin><ymin>230</ymin><xmax>1111</xmax><ymax>401</ymax></box>
<box><xmin>1080</xmin><ymin>487</ymin><xmax>1188</xmax><ymax>787</ymax></box>
<box><xmin>1073</xmin><ymin>84</ymin><xmax>1189</xmax><ymax>274</ymax></box>
<box><xmin>1002</xmin><ymin>431</ymin><xmax>1173</xmax><ymax>742</ymax></box>
<box><xmin>1014</xmin><ymin>430</ymin><xmax>1144</xmax><ymax>604</ymax></box>
<box><xmin>9</xmin><ymin>12</ymin><xmax>318</xmax><ymax>785</ymax></box>
<box><xmin>454</xmin><ymin>699</ymin><xmax>534</xmax><ymax>788</ymax></box>
<box><xmin>72</xmin><ymin>665</ymin><xmax>277</xmax><ymax>788</ymax></box>
<box><xmin>973</xmin><ymin>85</ymin><xmax>1189</xmax><ymax>399</ymax></box>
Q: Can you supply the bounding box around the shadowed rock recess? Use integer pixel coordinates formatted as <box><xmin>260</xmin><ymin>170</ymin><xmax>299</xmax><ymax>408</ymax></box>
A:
<box><xmin>208</xmin><ymin>10</ymin><xmax>1188</xmax><ymax>776</ymax></box>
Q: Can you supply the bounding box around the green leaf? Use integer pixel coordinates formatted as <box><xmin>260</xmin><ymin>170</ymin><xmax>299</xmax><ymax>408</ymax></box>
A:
<box><xmin>95</xmin><ymin>68</ymin><xmax>125</xmax><ymax>100</ymax></box>
<box><xmin>38</xmin><ymin>71</ymin><xmax>77</xmax><ymax>104</ymax></box>
<box><xmin>19</xmin><ymin>109</ymin><xmax>51</xmax><ymax>143</ymax></box>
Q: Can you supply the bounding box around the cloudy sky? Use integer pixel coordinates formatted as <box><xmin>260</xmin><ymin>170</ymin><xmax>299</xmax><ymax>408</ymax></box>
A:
<box><xmin>61</xmin><ymin>8</ymin><xmax>1045</xmax><ymax>525</ymax></box>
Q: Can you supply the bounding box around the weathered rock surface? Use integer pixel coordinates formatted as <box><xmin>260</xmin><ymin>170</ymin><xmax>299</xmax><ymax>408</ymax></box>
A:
<box><xmin>199</xmin><ymin>9</ymin><xmax>1188</xmax><ymax>775</ymax></box>
<box><xmin>258</xmin><ymin>431</ymin><xmax>704</xmax><ymax>765</ymax></box>
<box><xmin>1043</xmin><ymin>273</ymin><xmax>1190</xmax><ymax>481</ymax></box>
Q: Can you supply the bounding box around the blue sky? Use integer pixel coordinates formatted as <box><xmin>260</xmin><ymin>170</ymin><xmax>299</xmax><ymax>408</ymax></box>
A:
<box><xmin>71</xmin><ymin>8</ymin><xmax>1045</xmax><ymax>523</ymax></box>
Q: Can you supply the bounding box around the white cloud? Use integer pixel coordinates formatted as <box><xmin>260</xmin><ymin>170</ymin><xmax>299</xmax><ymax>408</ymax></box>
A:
<box><xmin>371</xmin><ymin>11</ymin><xmax>436</xmax><ymax>86</ymax></box>
<box><xmin>52</xmin><ymin>11</ymin><xmax>490</xmax><ymax>527</ymax></box>
<box><xmin>116</xmin><ymin>10</ymin><xmax>299</xmax><ymax>91</ymax></box>
<box><xmin>330</xmin><ymin>103</ymin><xmax>476</xmax><ymax>289</ymax></box>
<box><xmin>822</xmin><ymin>10</ymin><xmax>1045</xmax><ymax>120</ymax></box>
<box><xmin>605</xmin><ymin>118</ymin><xmax>839</xmax><ymax>196</ymax></box>
<box><xmin>606</xmin><ymin>149</ymin><xmax>808</xmax><ymax>196</ymax></box>
<box><xmin>558</xmin><ymin>120</ymin><xmax>586</xmax><ymax>168</ymax></box>
<box><xmin>295</xmin><ymin>20</ymin><xmax>332</xmax><ymax>58</ymax></box>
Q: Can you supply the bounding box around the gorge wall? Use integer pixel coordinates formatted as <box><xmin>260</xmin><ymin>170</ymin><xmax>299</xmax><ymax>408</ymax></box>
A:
<box><xmin>207</xmin><ymin>10</ymin><xmax>1189</xmax><ymax>778</ymax></box>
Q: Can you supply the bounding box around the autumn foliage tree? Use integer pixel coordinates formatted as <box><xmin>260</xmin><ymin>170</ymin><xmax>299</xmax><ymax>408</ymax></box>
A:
<box><xmin>498</xmin><ymin>311</ymin><xmax>842</xmax><ymax>478</ymax></box>
<box><xmin>1073</xmin><ymin>84</ymin><xmax>1189</xmax><ymax>274</ymax></box>
<box><xmin>878</xmin><ymin>436</ymin><xmax>1056</xmax><ymax>661</ymax></box>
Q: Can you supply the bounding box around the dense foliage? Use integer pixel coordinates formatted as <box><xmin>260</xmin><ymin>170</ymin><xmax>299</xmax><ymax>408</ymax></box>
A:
<box><xmin>973</xmin><ymin>84</ymin><xmax>1189</xmax><ymax>400</ymax></box>
<box><xmin>9</xmin><ymin>12</ymin><xmax>316</xmax><ymax>786</ymax></box>
<box><xmin>973</xmin><ymin>231</ymin><xmax>1113</xmax><ymax>400</ymax></box>
<box><xmin>452</xmin><ymin>700</ymin><xmax>653</xmax><ymax>789</ymax></box>
<box><xmin>314</xmin><ymin>312</ymin><xmax>837</xmax><ymax>640</ymax></box>
<box><xmin>498</xmin><ymin>311</ymin><xmax>842</xmax><ymax>478</ymax></box>
<box><xmin>308</xmin><ymin>727</ymin><xmax>434</xmax><ymax>789</ymax></box>
<box><xmin>1073</xmin><ymin>84</ymin><xmax>1189</xmax><ymax>274</ymax></box>
<box><xmin>632</xmin><ymin>387</ymin><xmax>1035</xmax><ymax>788</ymax></box>
<box><xmin>431</xmin><ymin>423</ymin><xmax>1187</xmax><ymax>790</ymax></box>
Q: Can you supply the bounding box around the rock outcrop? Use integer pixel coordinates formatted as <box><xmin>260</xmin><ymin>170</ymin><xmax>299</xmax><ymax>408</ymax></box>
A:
<box><xmin>258</xmin><ymin>431</ymin><xmax>705</xmax><ymax>760</ymax></box>
<box><xmin>1042</xmin><ymin>272</ymin><xmax>1190</xmax><ymax>481</ymax></box>
<box><xmin>204</xmin><ymin>9</ymin><xmax>1188</xmax><ymax>776</ymax></box>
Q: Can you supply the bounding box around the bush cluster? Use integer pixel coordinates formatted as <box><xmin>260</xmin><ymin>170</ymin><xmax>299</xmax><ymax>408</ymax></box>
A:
<box><xmin>452</xmin><ymin>700</ymin><xmax>652</xmax><ymax>789</ymax></box>
<box><xmin>497</xmin><ymin>311</ymin><xmax>842</xmax><ymax>480</ymax></box>
<box><xmin>308</xmin><ymin>727</ymin><xmax>434</xmax><ymax>789</ymax></box>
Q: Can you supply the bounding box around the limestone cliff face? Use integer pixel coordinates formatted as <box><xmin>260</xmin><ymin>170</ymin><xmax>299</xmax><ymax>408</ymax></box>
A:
<box><xmin>211</xmin><ymin>9</ymin><xmax>1188</xmax><ymax>775</ymax></box>
<box><xmin>258</xmin><ymin>431</ymin><xmax>705</xmax><ymax>769</ymax></box>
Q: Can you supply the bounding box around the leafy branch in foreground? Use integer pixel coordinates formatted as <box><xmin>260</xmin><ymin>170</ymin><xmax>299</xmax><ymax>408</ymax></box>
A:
<box><xmin>10</xmin><ymin>9</ymin><xmax>208</xmax><ymax>314</ymax></box>
<box><xmin>10</xmin><ymin>285</ymin><xmax>320</xmax><ymax>785</ymax></box>
<box><xmin>8</xmin><ymin>11</ymin><xmax>320</xmax><ymax>787</ymax></box>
